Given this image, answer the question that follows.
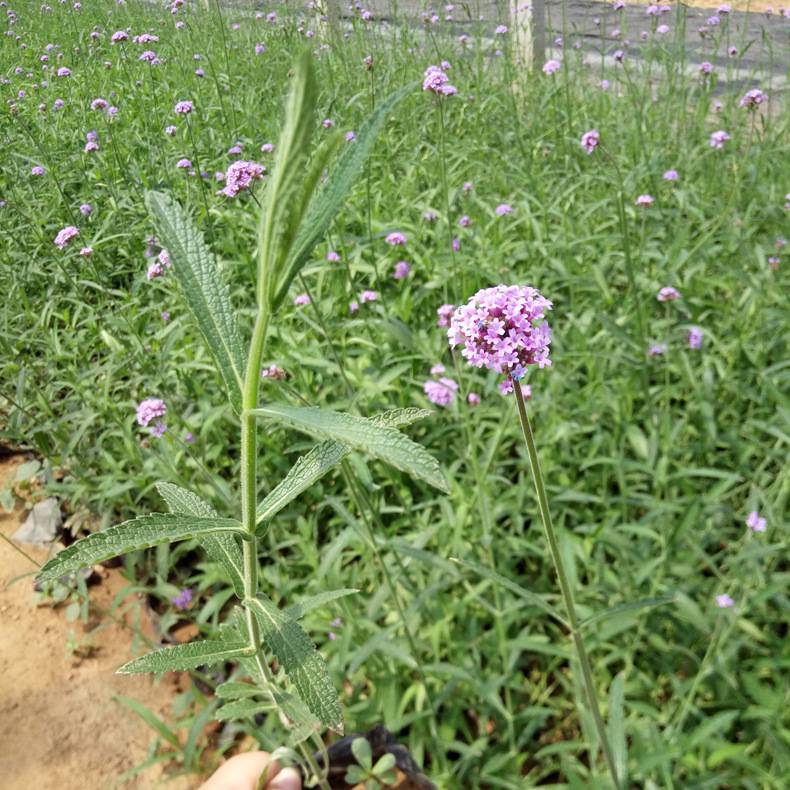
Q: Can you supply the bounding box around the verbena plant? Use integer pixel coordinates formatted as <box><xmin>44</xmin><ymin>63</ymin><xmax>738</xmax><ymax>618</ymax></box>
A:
<box><xmin>35</xmin><ymin>54</ymin><xmax>445</xmax><ymax>789</ymax></box>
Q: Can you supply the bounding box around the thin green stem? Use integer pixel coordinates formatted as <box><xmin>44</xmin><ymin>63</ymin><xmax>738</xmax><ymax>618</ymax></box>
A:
<box><xmin>512</xmin><ymin>379</ymin><xmax>621</xmax><ymax>790</ymax></box>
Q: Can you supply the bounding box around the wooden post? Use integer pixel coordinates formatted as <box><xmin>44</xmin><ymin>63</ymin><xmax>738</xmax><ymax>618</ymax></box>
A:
<box><xmin>511</xmin><ymin>0</ymin><xmax>545</xmax><ymax>72</ymax></box>
<box><xmin>531</xmin><ymin>0</ymin><xmax>546</xmax><ymax>72</ymax></box>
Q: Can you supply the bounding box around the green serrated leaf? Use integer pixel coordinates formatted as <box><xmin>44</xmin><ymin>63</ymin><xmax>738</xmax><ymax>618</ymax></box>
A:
<box><xmin>284</xmin><ymin>588</ymin><xmax>358</xmax><ymax>621</ymax></box>
<box><xmin>145</xmin><ymin>191</ymin><xmax>246</xmax><ymax>413</ymax></box>
<box><xmin>451</xmin><ymin>557</ymin><xmax>568</xmax><ymax>626</ymax></box>
<box><xmin>157</xmin><ymin>482</ymin><xmax>244</xmax><ymax>597</ymax></box>
<box><xmin>244</xmin><ymin>593</ymin><xmax>343</xmax><ymax>733</ymax></box>
<box><xmin>36</xmin><ymin>513</ymin><xmax>244</xmax><ymax>584</ymax></box>
<box><xmin>249</xmin><ymin>404</ymin><xmax>448</xmax><ymax>493</ymax></box>
<box><xmin>273</xmin><ymin>81</ymin><xmax>417</xmax><ymax>309</ymax></box>
<box><xmin>255</xmin><ymin>408</ymin><xmax>433</xmax><ymax>529</ymax></box>
<box><xmin>215</xmin><ymin>698</ymin><xmax>274</xmax><ymax>722</ymax></box>
<box><xmin>216</xmin><ymin>681</ymin><xmax>261</xmax><ymax>700</ymax></box>
<box><xmin>117</xmin><ymin>639</ymin><xmax>250</xmax><ymax>674</ymax></box>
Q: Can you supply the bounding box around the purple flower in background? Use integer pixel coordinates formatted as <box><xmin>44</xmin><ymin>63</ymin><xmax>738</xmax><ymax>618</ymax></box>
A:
<box><xmin>657</xmin><ymin>286</ymin><xmax>680</xmax><ymax>302</ymax></box>
<box><xmin>345</xmin><ymin>130</ymin><xmax>356</xmax><ymax>142</ymax></box>
<box><xmin>136</xmin><ymin>398</ymin><xmax>166</xmax><ymax>427</ymax></box>
<box><xmin>700</xmin><ymin>61</ymin><xmax>713</xmax><ymax>75</ymax></box>
<box><xmin>322</xmin><ymin>118</ymin><xmax>334</xmax><ymax>128</ymax></box>
<box><xmin>467</xmin><ymin>392</ymin><xmax>481</xmax><ymax>406</ymax></box>
<box><xmin>462</xmin><ymin>182</ymin><xmax>474</xmax><ymax>193</ymax></box>
<box><xmin>326</xmin><ymin>251</ymin><xmax>341</xmax><ymax>262</ymax></box>
<box><xmin>448</xmin><ymin>285</ymin><xmax>553</xmax><ymax>381</ymax></box>
<box><xmin>739</xmin><ymin>88</ymin><xmax>767</xmax><ymax>109</ymax></box>
<box><xmin>648</xmin><ymin>343</ymin><xmax>667</xmax><ymax>356</ymax></box>
<box><xmin>422</xmin><ymin>65</ymin><xmax>456</xmax><ymax>95</ymax></box>
<box><xmin>746</xmin><ymin>511</ymin><xmax>766</xmax><ymax>532</ymax></box>
<box><xmin>495</xmin><ymin>24</ymin><xmax>508</xmax><ymax>34</ymax></box>
<box><xmin>452</xmin><ymin>238</ymin><xmax>461</xmax><ymax>252</ymax></box>
<box><xmin>580</xmin><ymin>129</ymin><xmax>600</xmax><ymax>154</ymax></box>
<box><xmin>174</xmin><ymin>100</ymin><xmax>193</xmax><ymax>115</ymax></box>
<box><xmin>90</xmin><ymin>97</ymin><xmax>107</xmax><ymax>110</ymax></box>
<box><xmin>194</xmin><ymin>67</ymin><xmax>204</xmax><ymax>77</ymax></box>
<box><xmin>54</xmin><ymin>225</ymin><xmax>79</xmax><ymax>248</ymax></box>
<box><xmin>394</xmin><ymin>261</ymin><xmax>410</xmax><ymax>279</ymax></box>
<box><xmin>294</xmin><ymin>293</ymin><xmax>311</xmax><ymax>306</ymax></box>
<box><xmin>437</xmin><ymin>303</ymin><xmax>455</xmax><ymax>328</ymax></box>
<box><xmin>349</xmin><ymin>300</ymin><xmax>359</xmax><ymax>314</ymax></box>
<box><xmin>423</xmin><ymin>210</ymin><xmax>438</xmax><ymax>222</ymax></box>
<box><xmin>386</xmin><ymin>231</ymin><xmax>407</xmax><ymax>246</ymax></box>
<box><xmin>613</xmin><ymin>49</ymin><xmax>625</xmax><ymax>63</ymax></box>
<box><xmin>255</xmin><ymin>43</ymin><xmax>266</xmax><ymax>55</ymax></box>
<box><xmin>261</xmin><ymin>364</ymin><xmax>286</xmax><ymax>380</ymax></box>
<box><xmin>495</xmin><ymin>203</ymin><xmax>513</xmax><ymax>216</ymax></box>
<box><xmin>710</xmin><ymin>130</ymin><xmax>730</xmax><ymax>149</ymax></box>
<box><xmin>184</xmin><ymin>431</ymin><xmax>195</xmax><ymax>443</ymax></box>
<box><xmin>430</xmin><ymin>363</ymin><xmax>446</xmax><ymax>375</ymax></box>
<box><xmin>171</xmin><ymin>588</ymin><xmax>193</xmax><ymax>609</ymax></box>
<box><xmin>111</xmin><ymin>30</ymin><xmax>129</xmax><ymax>43</ymax></box>
<box><xmin>459</xmin><ymin>215</ymin><xmax>471</xmax><ymax>227</ymax></box>
<box><xmin>176</xmin><ymin>158</ymin><xmax>192</xmax><ymax>170</ymax></box>
<box><xmin>261</xmin><ymin>142</ymin><xmax>274</xmax><ymax>153</ymax></box>
<box><xmin>687</xmin><ymin>326</ymin><xmax>703</xmax><ymax>348</ymax></box>
<box><xmin>161</xmin><ymin>311</ymin><xmax>170</xmax><ymax>322</ymax></box>
<box><xmin>31</xmin><ymin>165</ymin><xmax>45</xmax><ymax>176</ymax></box>
<box><xmin>360</xmin><ymin>290</ymin><xmax>378</xmax><ymax>303</ymax></box>
<box><xmin>663</xmin><ymin>169</ymin><xmax>679</xmax><ymax>181</ymax></box>
<box><xmin>165</xmin><ymin>125</ymin><xmax>177</xmax><ymax>137</ymax></box>
<box><xmin>79</xmin><ymin>246</ymin><xmax>93</xmax><ymax>258</ymax></box>
<box><xmin>542</xmin><ymin>58</ymin><xmax>561</xmax><ymax>74</ymax></box>
<box><xmin>716</xmin><ymin>594</ymin><xmax>734</xmax><ymax>609</ymax></box>
<box><xmin>424</xmin><ymin>377</ymin><xmax>458</xmax><ymax>406</ymax></box>
<box><xmin>636</xmin><ymin>194</ymin><xmax>655</xmax><ymax>207</ymax></box>
<box><xmin>221</xmin><ymin>160</ymin><xmax>265</xmax><ymax>197</ymax></box>
<box><xmin>53</xmin><ymin>98</ymin><xmax>64</xmax><ymax>110</ymax></box>
<box><xmin>151</xmin><ymin>420</ymin><xmax>167</xmax><ymax>438</ymax></box>
<box><xmin>57</xmin><ymin>66</ymin><xmax>71</xmax><ymax>77</ymax></box>
<box><xmin>147</xmin><ymin>261</ymin><xmax>164</xmax><ymax>280</ymax></box>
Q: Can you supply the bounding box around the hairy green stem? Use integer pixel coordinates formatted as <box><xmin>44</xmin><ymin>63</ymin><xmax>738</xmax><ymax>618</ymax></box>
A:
<box><xmin>512</xmin><ymin>379</ymin><xmax>621</xmax><ymax>790</ymax></box>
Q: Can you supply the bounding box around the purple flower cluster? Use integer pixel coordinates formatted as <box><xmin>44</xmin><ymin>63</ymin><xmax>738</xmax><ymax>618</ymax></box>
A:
<box><xmin>424</xmin><ymin>376</ymin><xmax>458</xmax><ymax>406</ymax></box>
<box><xmin>448</xmin><ymin>285</ymin><xmax>553</xmax><ymax>382</ymax></box>
<box><xmin>54</xmin><ymin>225</ymin><xmax>79</xmax><ymax>248</ymax></box>
<box><xmin>136</xmin><ymin>397</ymin><xmax>166</xmax><ymax>427</ymax></box>
<box><xmin>580</xmin><ymin>129</ymin><xmax>600</xmax><ymax>154</ymax></box>
<box><xmin>220</xmin><ymin>160</ymin><xmax>265</xmax><ymax>197</ymax></box>
<box><xmin>171</xmin><ymin>588</ymin><xmax>193</xmax><ymax>609</ymax></box>
<box><xmin>422</xmin><ymin>65</ymin><xmax>457</xmax><ymax>96</ymax></box>
<box><xmin>739</xmin><ymin>89</ymin><xmax>767</xmax><ymax>109</ymax></box>
<box><xmin>657</xmin><ymin>286</ymin><xmax>680</xmax><ymax>302</ymax></box>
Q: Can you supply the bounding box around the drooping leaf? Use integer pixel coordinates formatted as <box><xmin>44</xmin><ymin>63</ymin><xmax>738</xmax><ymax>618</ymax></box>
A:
<box><xmin>249</xmin><ymin>404</ymin><xmax>448</xmax><ymax>493</ymax></box>
<box><xmin>145</xmin><ymin>190</ymin><xmax>247</xmax><ymax>413</ymax></box>
<box><xmin>272</xmin><ymin>81</ymin><xmax>416</xmax><ymax>309</ymax></box>
<box><xmin>37</xmin><ymin>513</ymin><xmax>244</xmax><ymax>584</ymax></box>
<box><xmin>451</xmin><ymin>557</ymin><xmax>568</xmax><ymax>626</ymax></box>
<box><xmin>245</xmin><ymin>593</ymin><xmax>343</xmax><ymax>733</ymax></box>
<box><xmin>117</xmin><ymin>639</ymin><xmax>251</xmax><ymax>675</ymax></box>
<box><xmin>284</xmin><ymin>588</ymin><xmax>358</xmax><ymax>621</ymax></box>
<box><xmin>157</xmin><ymin>482</ymin><xmax>244</xmax><ymax>597</ymax></box>
<box><xmin>579</xmin><ymin>594</ymin><xmax>676</xmax><ymax>629</ymax></box>
<box><xmin>255</xmin><ymin>408</ymin><xmax>433</xmax><ymax>529</ymax></box>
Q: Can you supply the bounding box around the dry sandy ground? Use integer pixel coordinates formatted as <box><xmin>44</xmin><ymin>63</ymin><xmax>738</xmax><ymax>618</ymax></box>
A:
<box><xmin>0</xmin><ymin>454</ymin><xmax>199</xmax><ymax>790</ymax></box>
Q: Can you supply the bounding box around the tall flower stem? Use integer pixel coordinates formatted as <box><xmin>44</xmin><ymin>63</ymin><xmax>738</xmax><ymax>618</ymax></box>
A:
<box><xmin>239</xmin><ymin>306</ymin><xmax>331</xmax><ymax>790</ymax></box>
<box><xmin>511</xmin><ymin>378</ymin><xmax>621</xmax><ymax>790</ymax></box>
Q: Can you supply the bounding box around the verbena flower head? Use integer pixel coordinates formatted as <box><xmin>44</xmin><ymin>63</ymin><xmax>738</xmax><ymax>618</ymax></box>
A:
<box><xmin>386</xmin><ymin>231</ymin><xmax>407</xmax><ymax>246</ymax></box>
<box><xmin>448</xmin><ymin>285</ymin><xmax>553</xmax><ymax>382</ymax></box>
<box><xmin>542</xmin><ymin>58</ymin><xmax>561</xmax><ymax>74</ymax></box>
<box><xmin>746</xmin><ymin>511</ymin><xmax>766</xmax><ymax>532</ymax></box>
<box><xmin>31</xmin><ymin>165</ymin><xmax>45</xmax><ymax>176</ymax></box>
<box><xmin>580</xmin><ymin>129</ymin><xmax>600</xmax><ymax>154</ymax></box>
<box><xmin>171</xmin><ymin>588</ymin><xmax>193</xmax><ymax>609</ymax></box>
<box><xmin>739</xmin><ymin>88</ymin><xmax>767</xmax><ymax>109</ymax></box>
<box><xmin>716</xmin><ymin>594</ymin><xmax>734</xmax><ymax>609</ymax></box>
<box><xmin>648</xmin><ymin>343</ymin><xmax>667</xmax><ymax>356</ymax></box>
<box><xmin>424</xmin><ymin>377</ymin><xmax>458</xmax><ymax>406</ymax></box>
<box><xmin>495</xmin><ymin>203</ymin><xmax>513</xmax><ymax>216</ymax></box>
<box><xmin>54</xmin><ymin>225</ymin><xmax>79</xmax><ymax>248</ymax></box>
<box><xmin>220</xmin><ymin>160</ymin><xmax>265</xmax><ymax>197</ymax></box>
<box><xmin>710</xmin><ymin>130</ymin><xmax>730</xmax><ymax>149</ymax></box>
<box><xmin>437</xmin><ymin>303</ymin><xmax>454</xmax><ymax>328</ymax></box>
<box><xmin>174</xmin><ymin>100</ymin><xmax>193</xmax><ymax>115</ymax></box>
<box><xmin>636</xmin><ymin>194</ymin><xmax>655</xmax><ymax>207</ymax></box>
<box><xmin>110</xmin><ymin>30</ymin><xmax>128</xmax><ymax>43</ymax></box>
<box><xmin>176</xmin><ymin>158</ymin><xmax>192</xmax><ymax>170</ymax></box>
<box><xmin>393</xmin><ymin>261</ymin><xmax>410</xmax><ymax>279</ymax></box>
<box><xmin>467</xmin><ymin>392</ymin><xmax>480</xmax><ymax>405</ymax></box>
<box><xmin>663</xmin><ymin>169</ymin><xmax>679</xmax><ymax>181</ymax></box>
<box><xmin>422</xmin><ymin>65</ymin><xmax>456</xmax><ymax>95</ymax></box>
<box><xmin>687</xmin><ymin>326</ymin><xmax>703</xmax><ymax>348</ymax></box>
<box><xmin>136</xmin><ymin>397</ymin><xmax>166</xmax><ymax>427</ymax></box>
<box><xmin>657</xmin><ymin>286</ymin><xmax>680</xmax><ymax>302</ymax></box>
<box><xmin>360</xmin><ymin>290</ymin><xmax>378</xmax><ymax>303</ymax></box>
<box><xmin>700</xmin><ymin>61</ymin><xmax>713</xmax><ymax>75</ymax></box>
<box><xmin>294</xmin><ymin>293</ymin><xmax>310</xmax><ymax>306</ymax></box>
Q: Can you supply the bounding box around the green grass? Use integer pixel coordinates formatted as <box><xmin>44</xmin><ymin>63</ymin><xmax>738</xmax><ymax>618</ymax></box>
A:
<box><xmin>1</xmin><ymin>1</ymin><xmax>789</xmax><ymax>787</ymax></box>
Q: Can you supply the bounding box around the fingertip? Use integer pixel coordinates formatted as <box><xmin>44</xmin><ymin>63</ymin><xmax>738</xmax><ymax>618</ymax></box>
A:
<box><xmin>268</xmin><ymin>765</ymin><xmax>302</xmax><ymax>790</ymax></box>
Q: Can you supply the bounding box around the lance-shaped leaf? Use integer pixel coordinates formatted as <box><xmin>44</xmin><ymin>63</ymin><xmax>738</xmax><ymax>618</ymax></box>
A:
<box><xmin>36</xmin><ymin>513</ymin><xmax>244</xmax><ymax>584</ymax></box>
<box><xmin>244</xmin><ymin>593</ymin><xmax>343</xmax><ymax>733</ymax></box>
<box><xmin>145</xmin><ymin>190</ymin><xmax>247</xmax><ymax>414</ymax></box>
<box><xmin>248</xmin><ymin>405</ymin><xmax>448</xmax><ymax>493</ymax></box>
<box><xmin>118</xmin><ymin>639</ymin><xmax>251</xmax><ymax>675</ymax></box>
<box><xmin>271</xmin><ymin>81</ymin><xmax>416</xmax><ymax>309</ymax></box>
<box><xmin>157</xmin><ymin>482</ymin><xmax>245</xmax><ymax>597</ymax></box>
<box><xmin>284</xmin><ymin>588</ymin><xmax>358</xmax><ymax>621</ymax></box>
<box><xmin>579</xmin><ymin>594</ymin><xmax>677</xmax><ymax>629</ymax></box>
<box><xmin>255</xmin><ymin>408</ymin><xmax>432</xmax><ymax>529</ymax></box>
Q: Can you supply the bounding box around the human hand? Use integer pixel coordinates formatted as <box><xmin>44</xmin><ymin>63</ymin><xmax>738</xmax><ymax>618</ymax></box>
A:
<box><xmin>199</xmin><ymin>750</ymin><xmax>302</xmax><ymax>790</ymax></box>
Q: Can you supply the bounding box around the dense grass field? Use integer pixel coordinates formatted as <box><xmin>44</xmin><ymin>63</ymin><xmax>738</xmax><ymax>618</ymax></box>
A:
<box><xmin>1</xmin><ymin>0</ymin><xmax>788</xmax><ymax>787</ymax></box>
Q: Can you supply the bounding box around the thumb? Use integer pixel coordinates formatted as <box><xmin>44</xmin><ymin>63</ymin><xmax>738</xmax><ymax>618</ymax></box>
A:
<box><xmin>267</xmin><ymin>766</ymin><xmax>302</xmax><ymax>790</ymax></box>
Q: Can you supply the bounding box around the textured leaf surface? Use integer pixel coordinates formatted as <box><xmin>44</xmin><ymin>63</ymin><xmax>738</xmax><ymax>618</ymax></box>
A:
<box><xmin>215</xmin><ymin>698</ymin><xmax>274</xmax><ymax>722</ymax></box>
<box><xmin>273</xmin><ymin>82</ymin><xmax>416</xmax><ymax>308</ymax></box>
<box><xmin>117</xmin><ymin>639</ymin><xmax>250</xmax><ymax>674</ymax></box>
<box><xmin>157</xmin><ymin>482</ymin><xmax>244</xmax><ymax>597</ymax></box>
<box><xmin>249</xmin><ymin>405</ymin><xmax>448</xmax><ymax>493</ymax></box>
<box><xmin>245</xmin><ymin>594</ymin><xmax>343</xmax><ymax>733</ymax></box>
<box><xmin>255</xmin><ymin>408</ymin><xmax>433</xmax><ymax>528</ymax></box>
<box><xmin>145</xmin><ymin>191</ymin><xmax>246</xmax><ymax>413</ymax></box>
<box><xmin>37</xmin><ymin>513</ymin><xmax>244</xmax><ymax>583</ymax></box>
<box><xmin>284</xmin><ymin>588</ymin><xmax>358</xmax><ymax>621</ymax></box>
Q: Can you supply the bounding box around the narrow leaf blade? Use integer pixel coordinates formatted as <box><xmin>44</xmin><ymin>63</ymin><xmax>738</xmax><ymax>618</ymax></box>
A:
<box><xmin>249</xmin><ymin>404</ymin><xmax>448</xmax><ymax>493</ymax></box>
<box><xmin>118</xmin><ymin>639</ymin><xmax>250</xmax><ymax>674</ymax></box>
<box><xmin>36</xmin><ymin>513</ymin><xmax>243</xmax><ymax>583</ymax></box>
<box><xmin>245</xmin><ymin>594</ymin><xmax>343</xmax><ymax>733</ymax></box>
<box><xmin>284</xmin><ymin>588</ymin><xmax>359</xmax><ymax>621</ymax></box>
<box><xmin>145</xmin><ymin>190</ymin><xmax>246</xmax><ymax>413</ymax></box>
<box><xmin>579</xmin><ymin>594</ymin><xmax>676</xmax><ymax>629</ymax></box>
